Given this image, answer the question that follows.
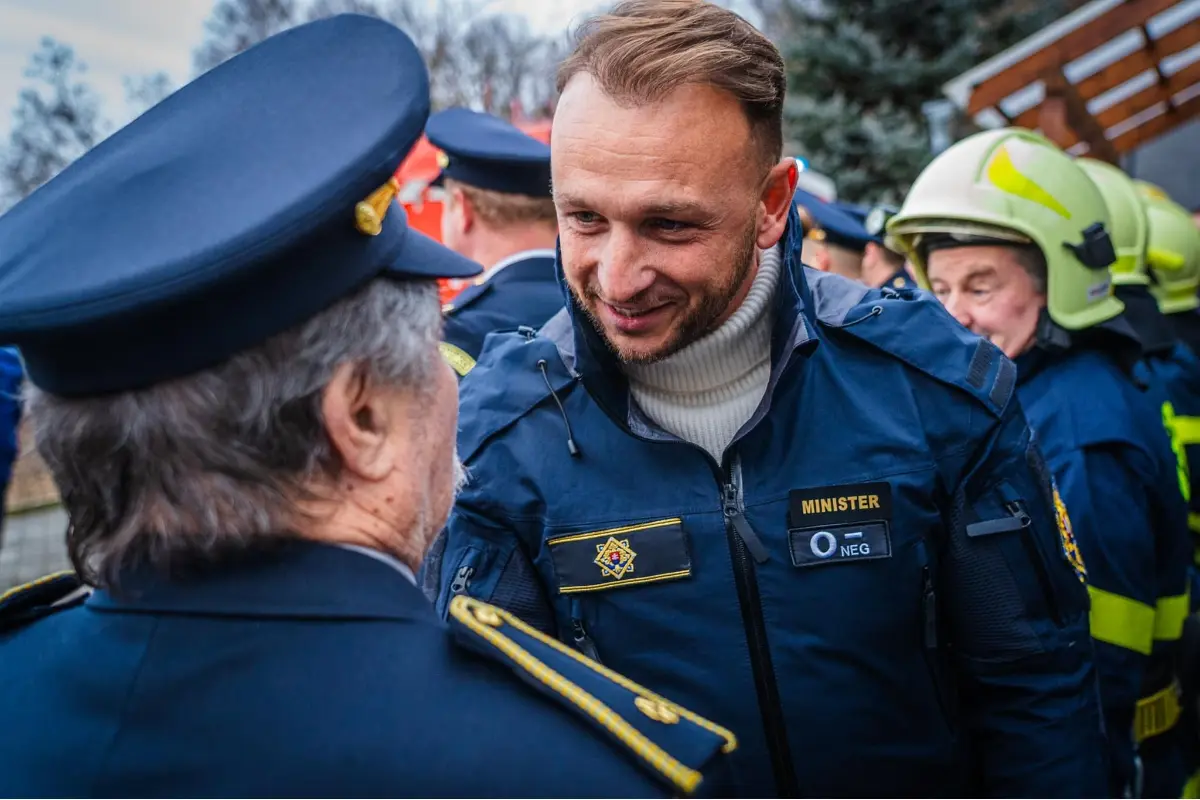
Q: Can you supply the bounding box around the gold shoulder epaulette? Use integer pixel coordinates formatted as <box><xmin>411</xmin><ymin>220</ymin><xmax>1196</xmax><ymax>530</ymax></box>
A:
<box><xmin>448</xmin><ymin>595</ymin><xmax>736</xmax><ymax>795</ymax></box>
<box><xmin>0</xmin><ymin>570</ymin><xmax>88</xmax><ymax>631</ymax></box>
<box><xmin>439</xmin><ymin>341</ymin><xmax>476</xmax><ymax>378</ymax></box>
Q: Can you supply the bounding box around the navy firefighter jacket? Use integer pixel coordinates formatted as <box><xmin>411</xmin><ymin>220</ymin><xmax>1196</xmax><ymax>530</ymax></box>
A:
<box><xmin>1016</xmin><ymin>342</ymin><xmax>1190</xmax><ymax>793</ymax></box>
<box><xmin>440</xmin><ymin>250</ymin><xmax>562</xmax><ymax>377</ymax></box>
<box><xmin>424</xmin><ymin>207</ymin><xmax>1108</xmax><ymax>797</ymax></box>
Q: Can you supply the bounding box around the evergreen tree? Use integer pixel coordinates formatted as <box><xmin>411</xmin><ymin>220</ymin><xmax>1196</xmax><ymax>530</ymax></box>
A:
<box><xmin>777</xmin><ymin>0</ymin><xmax>1067</xmax><ymax>204</ymax></box>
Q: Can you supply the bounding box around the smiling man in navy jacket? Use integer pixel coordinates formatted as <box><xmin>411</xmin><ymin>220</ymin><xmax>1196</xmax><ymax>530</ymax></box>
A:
<box><xmin>424</xmin><ymin>0</ymin><xmax>1109</xmax><ymax>796</ymax></box>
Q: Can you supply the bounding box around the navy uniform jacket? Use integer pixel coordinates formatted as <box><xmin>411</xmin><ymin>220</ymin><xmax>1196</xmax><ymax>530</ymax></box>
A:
<box><xmin>423</xmin><ymin>207</ymin><xmax>1108</xmax><ymax>796</ymax></box>
<box><xmin>0</xmin><ymin>542</ymin><xmax>734</xmax><ymax>797</ymax></box>
<box><xmin>1016</xmin><ymin>344</ymin><xmax>1191</xmax><ymax>793</ymax></box>
<box><xmin>0</xmin><ymin>347</ymin><xmax>21</xmax><ymax>531</ymax></box>
<box><xmin>440</xmin><ymin>250</ymin><xmax>562</xmax><ymax>377</ymax></box>
<box><xmin>881</xmin><ymin>267</ymin><xmax>913</xmax><ymax>292</ymax></box>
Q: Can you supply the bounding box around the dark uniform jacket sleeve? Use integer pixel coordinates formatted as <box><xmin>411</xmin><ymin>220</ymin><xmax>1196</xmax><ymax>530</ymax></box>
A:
<box><xmin>939</xmin><ymin>394</ymin><xmax>1108</xmax><ymax>796</ymax></box>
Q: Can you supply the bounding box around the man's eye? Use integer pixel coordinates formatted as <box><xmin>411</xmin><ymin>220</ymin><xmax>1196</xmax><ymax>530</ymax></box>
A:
<box><xmin>971</xmin><ymin>287</ymin><xmax>992</xmax><ymax>298</ymax></box>
<box><xmin>570</xmin><ymin>211</ymin><xmax>601</xmax><ymax>225</ymax></box>
<box><xmin>649</xmin><ymin>218</ymin><xmax>691</xmax><ymax>233</ymax></box>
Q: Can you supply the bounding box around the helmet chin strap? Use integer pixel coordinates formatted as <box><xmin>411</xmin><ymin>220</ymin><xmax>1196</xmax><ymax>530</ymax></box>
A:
<box><xmin>1033</xmin><ymin>305</ymin><xmax>1143</xmax><ymax>378</ymax></box>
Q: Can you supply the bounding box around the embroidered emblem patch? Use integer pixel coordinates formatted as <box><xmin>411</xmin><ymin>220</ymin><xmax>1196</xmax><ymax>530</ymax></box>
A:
<box><xmin>1053</xmin><ymin>482</ymin><xmax>1086</xmax><ymax>583</ymax></box>
<box><xmin>595</xmin><ymin>536</ymin><xmax>637</xmax><ymax>580</ymax></box>
<box><xmin>547</xmin><ymin>519</ymin><xmax>690</xmax><ymax>594</ymax></box>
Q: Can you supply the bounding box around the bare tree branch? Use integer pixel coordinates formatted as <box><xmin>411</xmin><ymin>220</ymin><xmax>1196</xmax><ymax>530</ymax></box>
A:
<box><xmin>192</xmin><ymin>0</ymin><xmax>303</xmax><ymax>75</ymax></box>
<box><xmin>124</xmin><ymin>72</ymin><xmax>177</xmax><ymax>118</ymax></box>
<box><xmin>0</xmin><ymin>38</ymin><xmax>109</xmax><ymax>208</ymax></box>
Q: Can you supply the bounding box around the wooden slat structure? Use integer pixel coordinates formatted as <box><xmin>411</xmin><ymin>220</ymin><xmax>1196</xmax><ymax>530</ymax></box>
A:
<box><xmin>943</xmin><ymin>0</ymin><xmax>1200</xmax><ymax>159</ymax></box>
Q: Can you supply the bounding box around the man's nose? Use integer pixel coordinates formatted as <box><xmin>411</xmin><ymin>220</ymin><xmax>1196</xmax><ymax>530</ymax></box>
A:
<box><xmin>942</xmin><ymin>294</ymin><xmax>973</xmax><ymax>329</ymax></box>
<box><xmin>596</xmin><ymin>229</ymin><xmax>654</xmax><ymax>303</ymax></box>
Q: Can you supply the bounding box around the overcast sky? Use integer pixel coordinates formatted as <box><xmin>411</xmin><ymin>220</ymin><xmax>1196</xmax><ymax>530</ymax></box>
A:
<box><xmin>0</xmin><ymin>0</ymin><xmax>611</xmax><ymax>136</ymax></box>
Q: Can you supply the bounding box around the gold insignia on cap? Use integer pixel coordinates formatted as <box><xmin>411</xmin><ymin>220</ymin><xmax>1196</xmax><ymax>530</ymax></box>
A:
<box><xmin>354</xmin><ymin>176</ymin><xmax>401</xmax><ymax>236</ymax></box>
<box><xmin>796</xmin><ymin>205</ymin><xmax>826</xmax><ymax>242</ymax></box>
<box><xmin>436</xmin><ymin>150</ymin><xmax>450</xmax><ymax>169</ymax></box>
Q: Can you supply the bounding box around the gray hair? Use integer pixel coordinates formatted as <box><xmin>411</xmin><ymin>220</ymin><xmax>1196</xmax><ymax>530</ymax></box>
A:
<box><xmin>27</xmin><ymin>277</ymin><xmax>442</xmax><ymax>589</ymax></box>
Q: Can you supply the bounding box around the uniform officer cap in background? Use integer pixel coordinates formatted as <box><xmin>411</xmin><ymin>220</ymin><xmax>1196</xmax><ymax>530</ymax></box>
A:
<box><xmin>794</xmin><ymin>189</ymin><xmax>873</xmax><ymax>252</ymax></box>
<box><xmin>426</xmin><ymin>107</ymin><xmax>552</xmax><ymax>197</ymax></box>
<box><xmin>0</xmin><ymin>14</ymin><xmax>481</xmax><ymax>398</ymax></box>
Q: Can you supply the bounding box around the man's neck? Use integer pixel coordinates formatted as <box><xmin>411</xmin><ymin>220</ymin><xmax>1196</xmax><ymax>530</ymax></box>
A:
<box><xmin>471</xmin><ymin>230</ymin><xmax>558</xmax><ymax>274</ymax></box>
<box><xmin>624</xmin><ymin>245</ymin><xmax>783</xmax><ymax>460</ymax></box>
<box><xmin>299</xmin><ymin>493</ymin><xmax>426</xmax><ymax>574</ymax></box>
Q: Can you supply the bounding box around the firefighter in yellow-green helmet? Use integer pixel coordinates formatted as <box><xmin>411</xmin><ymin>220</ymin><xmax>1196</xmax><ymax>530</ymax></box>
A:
<box><xmin>1079</xmin><ymin>157</ymin><xmax>1198</xmax><ymax>799</ymax></box>
<box><xmin>1140</xmin><ymin>186</ymin><xmax>1200</xmax><ymax>358</ymax></box>
<box><xmin>1134</xmin><ymin>184</ymin><xmax>1200</xmax><ymax>799</ymax></box>
<box><xmin>890</xmin><ymin>128</ymin><xmax>1191</xmax><ymax>798</ymax></box>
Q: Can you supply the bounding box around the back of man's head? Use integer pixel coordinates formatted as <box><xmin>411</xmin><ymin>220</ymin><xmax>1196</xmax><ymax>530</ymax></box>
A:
<box><xmin>444</xmin><ymin>178</ymin><xmax>557</xmax><ymax>233</ymax></box>
<box><xmin>30</xmin><ymin>278</ymin><xmax>443</xmax><ymax>589</ymax></box>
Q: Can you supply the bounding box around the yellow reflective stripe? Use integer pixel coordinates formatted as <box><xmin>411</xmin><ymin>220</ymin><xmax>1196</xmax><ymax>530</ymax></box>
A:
<box><xmin>1088</xmin><ymin>586</ymin><xmax>1155</xmax><ymax>655</ymax></box>
<box><xmin>1148</xmin><ymin>247</ymin><xmax>1187</xmax><ymax>271</ymax></box>
<box><xmin>438</xmin><ymin>341</ymin><xmax>476</xmax><ymax>377</ymax></box>
<box><xmin>1172</xmin><ymin>414</ymin><xmax>1200</xmax><ymax>446</ymax></box>
<box><xmin>1183</xmin><ymin>768</ymin><xmax>1200</xmax><ymax>799</ymax></box>
<box><xmin>1155</xmin><ymin>591</ymin><xmax>1190</xmax><ymax>641</ymax></box>
<box><xmin>1135</xmin><ymin>680</ymin><xmax>1182</xmax><ymax>742</ymax></box>
<box><xmin>985</xmin><ymin>145</ymin><xmax>1072</xmax><ymax>219</ymax></box>
<box><xmin>1162</xmin><ymin>403</ymin><xmax>1192</xmax><ymax>502</ymax></box>
<box><xmin>1190</xmin><ymin>513</ymin><xmax>1200</xmax><ymax>536</ymax></box>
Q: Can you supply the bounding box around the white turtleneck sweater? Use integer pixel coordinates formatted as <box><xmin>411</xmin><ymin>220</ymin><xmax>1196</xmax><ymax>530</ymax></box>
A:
<box><xmin>626</xmin><ymin>245</ymin><xmax>782</xmax><ymax>460</ymax></box>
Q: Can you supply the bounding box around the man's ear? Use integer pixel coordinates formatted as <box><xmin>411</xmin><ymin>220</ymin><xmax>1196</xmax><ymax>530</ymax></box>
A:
<box><xmin>756</xmin><ymin>158</ymin><xmax>797</xmax><ymax>250</ymax></box>
<box><xmin>453</xmin><ymin>187</ymin><xmax>475</xmax><ymax>235</ymax></box>
<box><xmin>321</xmin><ymin>362</ymin><xmax>399</xmax><ymax>483</ymax></box>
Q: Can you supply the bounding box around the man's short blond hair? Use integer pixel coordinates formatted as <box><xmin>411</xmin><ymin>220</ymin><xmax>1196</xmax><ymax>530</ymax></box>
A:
<box><xmin>557</xmin><ymin>0</ymin><xmax>785</xmax><ymax>173</ymax></box>
<box><xmin>445</xmin><ymin>178</ymin><xmax>557</xmax><ymax>230</ymax></box>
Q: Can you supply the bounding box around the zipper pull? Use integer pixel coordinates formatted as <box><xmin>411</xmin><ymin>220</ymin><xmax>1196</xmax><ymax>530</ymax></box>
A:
<box><xmin>570</xmin><ymin>600</ymin><xmax>601</xmax><ymax>662</ymax></box>
<box><xmin>1004</xmin><ymin>500</ymin><xmax>1032</xmax><ymax>527</ymax></box>
<box><xmin>722</xmin><ymin>484</ymin><xmax>740</xmax><ymax>516</ymax></box>
<box><xmin>723</xmin><ymin>483</ymin><xmax>770</xmax><ymax>564</ymax></box>
<box><xmin>965</xmin><ymin>500</ymin><xmax>1032</xmax><ymax>538</ymax></box>
<box><xmin>922</xmin><ymin>566</ymin><xmax>938</xmax><ymax>650</ymax></box>
<box><xmin>449</xmin><ymin>565</ymin><xmax>474</xmax><ymax>596</ymax></box>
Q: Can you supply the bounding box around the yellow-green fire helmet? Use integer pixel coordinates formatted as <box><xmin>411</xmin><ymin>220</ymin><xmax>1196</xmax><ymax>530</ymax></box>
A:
<box><xmin>1135</xmin><ymin>180</ymin><xmax>1172</xmax><ymax>202</ymax></box>
<box><xmin>1141</xmin><ymin>191</ymin><xmax>1200</xmax><ymax>314</ymax></box>
<box><xmin>1076</xmin><ymin>158</ymin><xmax>1150</xmax><ymax>287</ymax></box>
<box><xmin>889</xmin><ymin>128</ymin><xmax>1122</xmax><ymax>331</ymax></box>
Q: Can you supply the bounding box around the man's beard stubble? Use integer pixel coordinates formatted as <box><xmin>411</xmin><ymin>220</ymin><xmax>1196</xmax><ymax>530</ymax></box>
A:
<box><xmin>575</xmin><ymin>221</ymin><xmax>759</xmax><ymax>365</ymax></box>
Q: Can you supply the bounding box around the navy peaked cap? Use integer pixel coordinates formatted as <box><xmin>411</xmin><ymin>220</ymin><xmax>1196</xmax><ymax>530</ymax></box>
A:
<box><xmin>0</xmin><ymin>14</ymin><xmax>481</xmax><ymax>397</ymax></box>
<box><xmin>794</xmin><ymin>189</ymin><xmax>873</xmax><ymax>253</ymax></box>
<box><xmin>426</xmin><ymin>107</ymin><xmax>551</xmax><ymax>198</ymax></box>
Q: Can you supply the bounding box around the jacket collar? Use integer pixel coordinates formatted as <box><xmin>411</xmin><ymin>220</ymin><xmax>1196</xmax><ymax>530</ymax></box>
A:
<box><xmin>1114</xmin><ymin>283</ymin><xmax>1177</xmax><ymax>356</ymax></box>
<box><xmin>87</xmin><ymin>540</ymin><xmax>437</xmax><ymax>622</ymax></box>
<box><xmin>552</xmin><ymin>204</ymin><xmax>818</xmax><ymax>423</ymax></box>
<box><xmin>485</xmin><ymin>248</ymin><xmax>557</xmax><ymax>281</ymax></box>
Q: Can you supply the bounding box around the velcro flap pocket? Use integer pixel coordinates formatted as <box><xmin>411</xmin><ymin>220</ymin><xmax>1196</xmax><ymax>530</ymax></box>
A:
<box><xmin>546</xmin><ymin>518</ymin><xmax>692</xmax><ymax>595</ymax></box>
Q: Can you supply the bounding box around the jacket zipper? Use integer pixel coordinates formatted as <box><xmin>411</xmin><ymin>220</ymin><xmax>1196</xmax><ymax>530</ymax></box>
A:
<box><xmin>570</xmin><ymin>598</ymin><xmax>601</xmax><ymax>661</ymax></box>
<box><xmin>723</xmin><ymin>459</ymin><xmax>798</xmax><ymax>796</ymax></box>
<box><xmin>1005</xmin><ymin>500</ymin><xmax>1063</xmax><ymax>626</ymax></box>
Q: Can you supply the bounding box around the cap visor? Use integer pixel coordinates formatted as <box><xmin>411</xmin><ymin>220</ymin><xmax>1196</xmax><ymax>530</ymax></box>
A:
<box><xmin>389</xmin><ymin>227</ymin><xmax>482</xmax><ymax>280</ymax></box>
